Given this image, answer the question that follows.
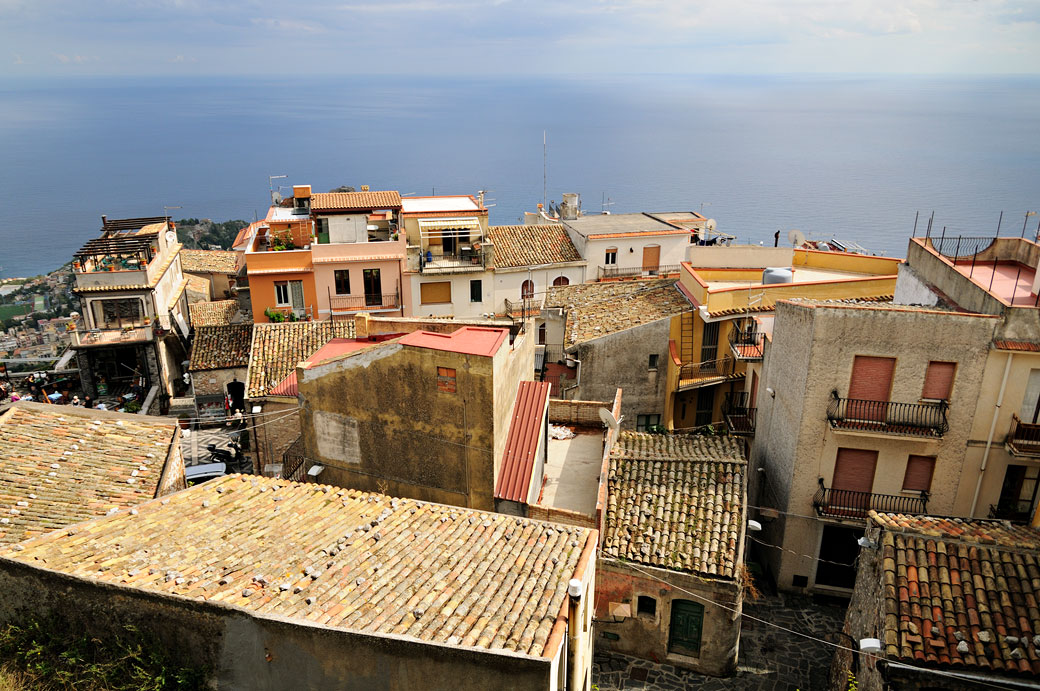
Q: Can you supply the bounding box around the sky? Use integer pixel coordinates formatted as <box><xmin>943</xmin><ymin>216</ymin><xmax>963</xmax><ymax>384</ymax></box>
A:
<box><xmin>1</xmin><ymin>0</ymin><xmax>1039</xmax><ymax>77</ymax></box>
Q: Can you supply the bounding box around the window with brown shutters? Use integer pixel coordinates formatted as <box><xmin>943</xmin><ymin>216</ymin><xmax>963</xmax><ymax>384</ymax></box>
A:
<box><xmin>922</xmin><ymin>361</ymin><xmax>956</xmax><ymax>401</ymax></box>
<box><xmin>420</xmin><ymin>281</ymin><xmax>452</xmax><ymax>304</ymax></box>
<box><xmin>903</xmin><ymin>455</ymin><xmax>936</xmax><ymax>492</ymax></box>
<box><xmin>832</xmin><ymin>448</ymin><xmax>878</xmax><ymax>493</ymax></box>
<box><xmin>848</xmin><ymin>356</ymin><xmax>895</xmax><ymax>401</ymax></box>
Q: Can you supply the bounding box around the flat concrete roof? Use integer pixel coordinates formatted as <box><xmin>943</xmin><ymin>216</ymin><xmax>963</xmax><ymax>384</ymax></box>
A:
<box><xmin>399</xmin><ymin>326</ymin><xmax>508</xmax><ymax>357</ymax></box>
<box><xmin>562</xmin><ymin>213</ymin><xmax>684</xmax><ymax>237</ymax></box>
<box><xmin>401</xmin><ymin>196</ymin><xmax>479</xmax><ymax>214</ymax></box>
<box><xmin>540</xmin><ymin>430</ymin><xmax>603</xmax><ymax>516</ymax></box>
<box><xmin>705</xmin><ymin>266</ymin><xmax>879</xmax><ymax>290</ymax></box>
<box><xmin>953</xmin><ymin>260</ymin><xmax>1038</xmax><ymax>306</ymax></box>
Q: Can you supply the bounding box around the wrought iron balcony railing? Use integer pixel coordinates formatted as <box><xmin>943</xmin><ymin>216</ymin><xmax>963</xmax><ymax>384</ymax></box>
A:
<box><xmin>1007</xmin><ymin>413</ymin><xmax>1040</xmax><ymax>456</ymax></box>
<box><xmin>813</xmin><ymin>485</ymin><xmax>929</xmax><ymax>519</ymax></box>
<box><xmin>988</xmin><ymin>499</ymin><xmax>1036</xmax><ymax>523</ymax></box>
<box><xmin>676</xmin><ymin>357</ymin><xmax>738</xmax><ymax>390</ymax></box>
<box><xmin>826</xmin><ymin>393</ymin><xmax>948</xmax><ymax>437</ymax></box>
<box><xmin>723</xmin><ymin>391</ymin><xmax>756</xmax><ymax>435</ymax></box>
<box><xmin>598</xmin><ymin>264</ymin><xmax>681</xmax><ymax>280</ymax></box>
<box><xmin>728</xmin><ymin>329</ymin><xmax>765</xmax><ymax>360</ymax></box>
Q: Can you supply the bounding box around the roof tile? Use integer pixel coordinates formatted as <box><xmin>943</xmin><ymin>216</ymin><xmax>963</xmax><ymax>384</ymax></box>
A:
<box><xmin>545</xmin><ymin>279</ymin><xmax>691</xmax><ymax>347</ymax></box>
<box><xmin>1</xmin><ymin>475</ymin><xmax>592</xmax><ymax>657</ymax></box>
<box><xmin>188</xmin><ymin>300</ymin><xmax>242</xmax><ymax>328</ymax></box>
<box><xmin>180</xmin><ymin>250</ymin><xmax>239</xmax><ymax>274</ymax></box>
<box><xmin>311</xmin><ymin>191</ymin><xmax>402</xmax><ymax>212</ymax></box>
<box><xmin>189</xmin><ymin>324</ymin><xmax>253</xmax><ymax>372</ymax></box>
<box><xmin>247</xmin><ymin>321</ymin><xmax>355</xmax><ymax>397</ymax></box>
<box><xmin>487</xmin><ymin>225</ymin><xmax>582</xmax><ymax>269</ymax></box>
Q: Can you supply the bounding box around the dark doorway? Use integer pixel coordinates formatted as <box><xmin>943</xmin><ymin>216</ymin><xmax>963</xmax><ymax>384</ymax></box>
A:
<box><xmin>668</xmin><ymin>600</ymin><xmax>704</xmax><ymax>655</ymax></box>
<box><xmin>363</xmin><ymin>269</ymin><xmax>382</xmax><ymax>306</ymax></box>
<box><xmin>814</xmin><ymin>524</ymin><xmax>863</xmax><ymax>590</ymax></box>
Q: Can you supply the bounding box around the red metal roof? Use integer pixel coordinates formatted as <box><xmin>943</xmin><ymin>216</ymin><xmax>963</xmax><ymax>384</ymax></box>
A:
<box><xmin>495</xmin><ymin>381</ymin><xmax>552</xmax><ymax>503</ymax></box>
<box><xmin>398</xmin><ymin>327</ymin><xmax>507</xmax><ymax>357</ymax></box>
<box><xmin>268</xmin><ymin>338</ymin><xmax>378</xmax><ymax>397</ymax></box>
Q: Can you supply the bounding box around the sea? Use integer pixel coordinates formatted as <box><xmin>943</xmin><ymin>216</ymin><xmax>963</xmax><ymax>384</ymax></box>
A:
<box><xmin>0</xmin><ymin>73</ymin><xmax>1038</xmax><ymax>279</ymax></box>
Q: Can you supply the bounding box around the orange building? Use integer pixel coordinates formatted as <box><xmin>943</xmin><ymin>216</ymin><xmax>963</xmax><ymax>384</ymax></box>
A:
<box><xmin>245</xmin><ymin>191</ymin><xmax>318</xmax><ymax>323</ymax></box>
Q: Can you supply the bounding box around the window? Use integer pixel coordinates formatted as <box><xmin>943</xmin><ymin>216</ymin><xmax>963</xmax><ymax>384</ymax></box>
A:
<box><xmin>334</xmin><ymin>270</ymin><xmax>350</xmax><ymax>295</ymax></box>
<box><xmin>700</xmin><ymin>321</ymin><xmax>719</xmax><ymax>362</ymax></box>
<box><xmin>437</xmin><ymin>366</ymin><xmax>457</xmax><ymax>393</ymax></box>
<box><xmin>903</xmin><ymin>455</ymin><xmax>936</xmax><ymax>492</ymax></box>
<box><xmin>470</xmin><ymin>279</ymin><xmax>482</xmax><ymax>303</ymax></box>
<box><xmin>636</xmin><ymin>414</ymin><xmax>661</xmax><ymax>432</ymax></box>
<box><xmin>537</xmin><ymin>323</ymin><xmax>546</xmax><ymax>345</ymax></box>
<box><xmin>922</xmin><ymin>361</ymin><xmax>956</xmax><ymax>400</ymax></box>
<box><xmin>521</xmin><ymin>280</ymin><xmax>535</xmax><ymax>300</ymax></box>
<box><xmin>832</xmin><ymin>448</ymin><xmax>879</xmax><ymax>493</ymax></box>
<box><xmin>420</xmin><ymin>281</ymin><xmax>452</xmax><ymax>305</ymax></box>
<box><xmin>695</xmin><ymin>388</ymin><xmax>714</xmax><ymax>427</ymax></box>
<box><xmin>604</xmin><ymin>248</ymin><xmax>618</xmax><ymax>265</ymax></box>
<box><xmin>274</xmin><ymin>281</ymin><xmax>290</xmax><ymax>306</ymax></box>
<box><xmin>637</xmin><ymin>596</ymin><xmax>657</xmax><ymax>617</ymax></box>
<box><xmin>552</xmin><ymin>275</ymin><xmax>570</xmax><ymax>287</ymax></box>
<box><xmin>94</xmin><ymin>298</ymin><xmax>144</xmax><ymax>328</ymax></box>
<box><xmin>648</xmin><ymin>353</ymin><xmax>659</xmax><ymax>371</ymax></box>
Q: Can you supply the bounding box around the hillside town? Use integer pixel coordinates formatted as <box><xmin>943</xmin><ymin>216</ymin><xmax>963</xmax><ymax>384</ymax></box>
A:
<box><xmin>1</xmin><ymin>184</ymin><xmax>1039</xmax><ymax>690</ymax></box>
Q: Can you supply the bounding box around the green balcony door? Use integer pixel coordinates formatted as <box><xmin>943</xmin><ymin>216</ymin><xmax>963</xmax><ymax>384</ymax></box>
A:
<box><xmin>668</xmin><ymin>600</ymin><xmax>703</xmax><ymax>656</ymax></box>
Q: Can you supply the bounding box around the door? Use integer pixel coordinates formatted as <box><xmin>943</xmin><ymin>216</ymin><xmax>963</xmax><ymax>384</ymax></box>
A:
<box><xmin>996</xmin><ymin>465</ymin><xmax>1040</xmax><ymax>520</ymax></box>
<box><xmin>750</xmin><ymin>370</ymin><xmax>759</xmax><ymax>408</ymax></box>
<box><xmin>700</xmin><ymin>321</ymin><xmax>720</xmax><ymax>366</ymax></box>
<box><xmin>814</xmin><ymin>525</ymin><xmax>863</xmax><ymax>590</ymax></box>
<box><xmin>668</xmin><ymin>600</ymin><xmax>704</xmax><ymax>655</ymax></box>
<box><xmin>363</xmin><ymin>269</ymin><xmax>382</xmax><ymax>306</ymax></box>
<box><xmin>289</xmin><ymin>280</ymin><xmax>305</xmax><ymax>315</ymax></box>
<box><xmin>848</xmin><ymin>355</ymin><xmax>895</xmax><ymax>421</ymax></box>
<box><xmin>642</xmin><ymin>244</ymin><xmax>661</xmax><ymax>273</ymax></box>
<box><xmin>831</xmin><ymin>448</ymin><xmax>878</xmax><ymax>516</ymax></box>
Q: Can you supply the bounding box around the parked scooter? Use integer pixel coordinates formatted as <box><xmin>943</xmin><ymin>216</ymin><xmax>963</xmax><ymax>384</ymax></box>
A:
<box><xmin>206</xmin><ymin>434</ymin><xmax>251</xmax><ymax>474</ymax></box>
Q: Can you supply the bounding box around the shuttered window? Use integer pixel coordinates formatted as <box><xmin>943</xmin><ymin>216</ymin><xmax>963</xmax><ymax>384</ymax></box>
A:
<box><xmin>849</xmin><ymin>356</ymin><xmax>895</xmax><ymax>401</ymax></box>
<box><xmin>922</xmin><ymin>361</ymin><xmax>956</xmax><ymax>400</ymax></box>
<box><xmin>832</xmin><ymin>448</ymin><xmax>878</xmax><ymax>493</ymax></box>
<box><xmin>903</xmin><ymin>455</ymin><xmax>936</xmax><ymax>492</ymax></box>
<box><xmin>420</xmin><ymin>281</ymin><xmax>452</xmax><ymax>304</ymax></box>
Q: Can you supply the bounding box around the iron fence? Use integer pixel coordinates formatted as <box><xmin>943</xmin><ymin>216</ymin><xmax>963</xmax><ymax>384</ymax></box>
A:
<box><xmin>329</xmin><ymin>292</ymin><xmax>400</xmax><ymax>312</ymax></box>
<box><xmin>281</xmin><ymin>436</ymin><xmax>309</xmax><ymax>482</ymax></box>
<box><xmin>598</xmin><ymin>264</ymin><xmax>682</xmax><ymax>280</ymax></box>
<box><xmin>723</xmin><ymin>391</ymin><xmax>757</xmax><ymax>435</ymax></box>
<box><xmin>813</xmin><ymin>485</ymin><xmax>929</xmax><ymax>519</ymax></box>
<box><xmin>826</xmin><ymin>394</ymin><xmax>948</xmax><ymax>437</ymax></box>
<box><xmin>729</xmin><ymin>329</ymin><xmax>765</xmax><ymax>360</ymax></box>
<box><xmin>677</xmin><ymin>357</ymin><xmax>735</xmax><ymax>390</ymax></box>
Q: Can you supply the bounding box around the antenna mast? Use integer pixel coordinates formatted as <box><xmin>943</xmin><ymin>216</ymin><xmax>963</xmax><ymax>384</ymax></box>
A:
<box><xmin>543</xmin><ymin>130</ymin><xmax>547</xmax><ymax>210</ymax></box>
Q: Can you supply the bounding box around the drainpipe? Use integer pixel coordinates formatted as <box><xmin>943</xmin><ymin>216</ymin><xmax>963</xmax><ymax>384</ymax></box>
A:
<box><xmin>566</xmin><ymin>579</ymin><xmax>583</xmax><ymax>690</ymax></box>
<box><xmin>970</xmin><ymin>352</ymin><xmax>1013</xmax><ymax>517</ymax></box>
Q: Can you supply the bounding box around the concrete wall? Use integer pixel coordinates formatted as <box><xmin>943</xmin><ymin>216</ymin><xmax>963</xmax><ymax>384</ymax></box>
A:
<box><xmin>594</xmin><ymin>559</ymin><xmax>741</xmax><ymax>676</ymax></box>
<box><xmin>313</xmin><ymin>258</ymin><xmax>405</xmax><ymax>319</ymax></box>
<box><xmin>583</xmin><ymin>235</ymin><xmax>689</xmax><ymax>276</ymax></box>
<box><xmin>492</xmin><ymin>329</ymin><xmax>535</xmax><ymax>486</ymax></box>
<box><xmin>570</xmin><ymin>318</ymin><xmax>671</xmax><ymax>428</ymax></box>
<box><xmin>252</xmin><ymin>398</ymin><xmax>302</xmax><ymax>474</ymax></box>
<box><xmin>0</xmin><ymin>558</ymin><xmax>556</xmax><ymax>691</ymax></box>
<box><xmin>192</xmin><ymin>367</ymin><xmax>247</xmax><ymax>398</ymax></box>
<box><xmin>404</xmin><ymin>271</ymin><xmax>495</xmax><ymax>319</ymax></box>
<box><xmin>752</xmin><ymin>301</ymin><xmax>998</xmax><ymax>592</ymax></box>
<box><xmin>493</xmin><ymin>265</ymin><xmax>586</xmax><ymax>314</ymax></box>
<box><xmin>156</xmin><ymin>427</ymin><xmax>187</xmax><ymax>496</ymax></box>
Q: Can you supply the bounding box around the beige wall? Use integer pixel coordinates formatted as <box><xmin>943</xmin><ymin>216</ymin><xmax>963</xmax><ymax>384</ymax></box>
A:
<box><xmin>403</xmin><ymin>271</ymin><xmax>495</xmax><ymax>319</ymax></box>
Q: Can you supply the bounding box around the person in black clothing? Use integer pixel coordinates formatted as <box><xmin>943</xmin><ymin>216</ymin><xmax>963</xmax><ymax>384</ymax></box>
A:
<box><xmin>83</xmin><ymin>394</ymin><xmax>94</xmax><ymax>409</ymax></box>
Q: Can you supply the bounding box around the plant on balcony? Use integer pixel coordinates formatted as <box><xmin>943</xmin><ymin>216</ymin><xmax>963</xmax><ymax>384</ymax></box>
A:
<box><xmin>270</xmin><ymin>231</ymin><xmax>297</xmax><ymax>252</ymax></box>
<box><xmin>264</xmin><ymin>308</ymin><xmax>286</xmax><ymax>323</ymax></box>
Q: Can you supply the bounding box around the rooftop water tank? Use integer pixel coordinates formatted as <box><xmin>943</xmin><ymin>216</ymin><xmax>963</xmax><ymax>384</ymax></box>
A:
<box><xmin>762</xmin><ymin>267</ymin><xmax>794</xmax><ymax>285</ymax></box>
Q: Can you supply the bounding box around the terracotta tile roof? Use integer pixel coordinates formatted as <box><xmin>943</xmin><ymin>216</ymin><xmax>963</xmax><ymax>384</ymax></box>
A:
<box><xmin>487</xmin><ymin>225</ymin><xmax>582</xmax><ymax>269</ymax></box>
<box><xmin>180</xmin><ymin>250</ymin><xmax>239</xmax><ymax>274</ymax></box>
<box><xmin>185</xmin><ymin>274</ymin><xmax>210</xmax><ymax>296</ymax></box>
<box><xmin>870</xmin><ymin>512</ymin><xmax>1040</xmax><ymax>676</ymax></box>
<box><xmin>0</xmin><ymin>403</ymin><xmax>177</xmax><ymax>545</ymax></box>
<box><xmin>268</xmin><ymin>338</ymin><xmax>381</xmax><ymax>397</ymax></box>
<box><xmin>189</xmin><ymin>324</ymin><xmax>253</xmax><ymax>372</ymax></box>
<box><xmin>602</xmin><ymin>432</ymin><xmax>746</xmax><ymax>578</ymax></box>
<box><xmin>188</xmin><ymin>300</ymin><xmax>240</xmax><ymax>327</ymax></box>
<box><xmin>311</xmin><ymin>191</ymin><xmax>402</xmax><ymax>212</ymax></box>
<box><xmin>545</xmin><ymin>279</ymin><xmax>691</xmax><ymax>347</ymax></box>
<box><xmin>495</xmin><ymin>382</ymin><xmax>552</xmax><ymax>503</ymax></box>
<box><xmin>1</xmin><ymin>475</ymin><xmax>593</xmax><ymax>656</ymax></box>
<box><xmin>994</xmin><ymin>340</ymin><xmax>1040</xmax><ymax>352</ymax></box>
<box><xmin>247</xmin><ymin>320</ymin><xmax>355</xmax><ymax>397</ymax></box>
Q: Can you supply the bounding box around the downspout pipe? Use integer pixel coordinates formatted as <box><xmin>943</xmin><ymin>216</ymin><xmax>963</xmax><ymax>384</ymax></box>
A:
<box><xmin>971</xmin><ymin>352</ymin><xmax>1013</xmax><ymax>516</ymax></box>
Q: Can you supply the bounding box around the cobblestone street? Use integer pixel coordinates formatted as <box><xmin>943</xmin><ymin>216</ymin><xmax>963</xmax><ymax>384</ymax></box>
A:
<box><xmin>593</xmin><ymin>593</ymin><xmax>847</xmax><ymax>691</ymax></box>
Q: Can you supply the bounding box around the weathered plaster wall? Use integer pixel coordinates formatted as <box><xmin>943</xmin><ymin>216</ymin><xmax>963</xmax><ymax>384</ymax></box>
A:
<box><xmin>192</xmin><ymin>367</ymin><xmax>247</xmax><ymax>397</ymax></box>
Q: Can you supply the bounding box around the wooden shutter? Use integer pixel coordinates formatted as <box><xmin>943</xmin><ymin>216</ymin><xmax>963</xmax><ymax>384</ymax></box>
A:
<box><xmin>832</xmin><ymin>448</ymin><xmax>878</xmax><ymax>493</ymax></box>
<box><xmin>849</xmin><ymin>356</ymin><xmax>896</xmax><ymax>401</ymax></box>
<box><xmin>903</xmin><ymin>455</ymin><xmax>936</xmax><ymax>492</ymax></box>
<box><xmin>922</xmin><ymin>361</ymin><xmax>956</xmax><ymax>400</ymax></box>
<box><xmin>642</xmin><ymin>245</ymin><xmax>661</xmax><ymax>272</ymax></box>
<box><xmin>420</xmin><ymin>281</ymin><xmax>452</xmax><ymax>304</ymax></box>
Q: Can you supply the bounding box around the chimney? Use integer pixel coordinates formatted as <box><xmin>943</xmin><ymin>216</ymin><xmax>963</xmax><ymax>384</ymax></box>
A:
<box><xmin>361</xmin><ymin>185</ymin><xmax>370</xmax><ymax>192</ymax></box>
<box><xmin>354</xmin><ymin>313</ymin><xmax>370</xmax><ymax>340</ymax></box>
<box><xmin>293</xmin><ymin>185</ymin><xmax>311</xmax><ymax>200</ymax></box>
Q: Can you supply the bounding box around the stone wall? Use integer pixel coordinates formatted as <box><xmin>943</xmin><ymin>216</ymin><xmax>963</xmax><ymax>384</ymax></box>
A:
<box><xmin>0</xmin><ymin>557</ymin><xmax>555</xmax><ymax>691</ymax></box>
<box><xmin>593</xmin><ymin>559</ymin><xmax>741</xmax><ymax>677</ymax></box>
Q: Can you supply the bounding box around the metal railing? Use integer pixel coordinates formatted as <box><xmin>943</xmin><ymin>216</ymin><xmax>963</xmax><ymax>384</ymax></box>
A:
<box><xmin>281</xmin><ymin>436</ymin><xmax>309</xmax><ymax>482</ymax></box>
<box><xmin>419</xmin><ymin>249</ymin><xmax>486</xmax><ymax>273</ymax></box>
<box><xmin>723</xmin><ymin>391</ymin><xmax>757</xmax><ymax>435</ymax></box>
<box><xmin>926</xmin><ymin>235</ymin><xmax>999</xmax><ymax>262</ymax></box>
<box><xmin>598</xmin><ymin>264</ymin><xmax>681</xmax><ymax>281</ymax></box>
<box><xmin>504</xmin><ymin>297</ymin><xmax>538</xmax><ymax>320</ymax></box>
<box><xmin>826</xmin><ymin>393</ymin><xmax>949</xmax><ymax>437</ymax></box>
<box><xmin>1007</xmin><ymin>413</ymin><xmax>1040</xmax><ymax>455</ymax></box>
<box><xmin>71</xmin><ymin>326</ymin><xmax>154</xmax><ymax>347</ymax></box>
<box><xmin>329</xmin><ymin>292</ymin><xmax>400</xmax><ymax>312</ymax></box>
<box><xmin>729</xmin><ymin>329</ymin><xmax>765</xmax><ymax>360</ymax></box>
<box><xmin>677</xmin><ymin>357</ymin><xmax>735</xmax><ymax>390</ymax></box>
<box><xmin>813</xmin><ymin>485</ymin><xmax>929</xmax><ymax>519</ymax></box>
<box><xmin>988</xmin><ymin>499</ymin><xmax>1035</xmax><ymax>523</ymax></box>
<box><xmin>542</xmin><ymin>344</ymin><xmax>567</xmax><ymax>366</ymax></box>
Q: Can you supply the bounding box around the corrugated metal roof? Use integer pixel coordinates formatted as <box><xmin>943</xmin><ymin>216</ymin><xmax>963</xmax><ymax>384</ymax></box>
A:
<box><xmin>495</xmin><ymin>382</ymin><xmax>552</xmax><ymax>503</ymax></box>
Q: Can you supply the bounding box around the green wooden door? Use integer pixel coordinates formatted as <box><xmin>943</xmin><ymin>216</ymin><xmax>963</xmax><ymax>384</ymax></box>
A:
<box><xmin>668</xmin><ymin>600</ymin><xmax>704</xmax><ymax>655</ymax></box>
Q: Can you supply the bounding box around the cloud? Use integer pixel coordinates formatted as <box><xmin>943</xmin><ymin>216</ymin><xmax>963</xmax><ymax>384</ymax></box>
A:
<box><xmin>53</xmin><ymin>53</ymin><xmax>100</xmax><ymax>64</ymax></box>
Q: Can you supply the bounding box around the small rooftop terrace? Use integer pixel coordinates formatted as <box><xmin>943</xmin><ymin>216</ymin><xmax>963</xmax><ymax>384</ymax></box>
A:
<box><xmin>911</xmin><ymin>235</ymin><xmax>1040</xmax><ymax>310</ymax></box>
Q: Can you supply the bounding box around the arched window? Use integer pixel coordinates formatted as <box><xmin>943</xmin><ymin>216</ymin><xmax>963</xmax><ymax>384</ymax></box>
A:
<box><xmin>521</xmin><ymin>280</ymin><xmax>534</xmax><ymax>300</ymax></box>
<box><xmin>552</xmin><ymin>276</ymin><xmax>570</xmax><ymax>287</ymax></box>
<box><xmin>537</xmin><ymin>323</ymin><xmax>546</xmax><ymax>345</ymax></box>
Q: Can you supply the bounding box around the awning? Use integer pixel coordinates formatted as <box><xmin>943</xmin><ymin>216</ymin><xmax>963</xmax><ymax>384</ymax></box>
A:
<box><xmin>418</xmin><ymin>217</ymin><xmax>481</xmax><ymax>238</ymax></box>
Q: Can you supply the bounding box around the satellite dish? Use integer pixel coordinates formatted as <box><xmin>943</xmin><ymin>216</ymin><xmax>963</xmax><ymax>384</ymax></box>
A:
<box><xmin>598</xmin><ymin>407</ymin><xmax>620</xmax><ymax>431</ymax></box>
<box><xmin>165</xmin><ymin>230</ymin><xmax>177</xmax><ymax>245</ymax></box>
<box><xmin>788</xmin><ymin>229</ymin><xmax>807</xmax><ymax>247</ymax></box>
<box><xmin>706</xmin><ymin>219</ymin><xmax>717</xmax><ymax>232</ymax></box>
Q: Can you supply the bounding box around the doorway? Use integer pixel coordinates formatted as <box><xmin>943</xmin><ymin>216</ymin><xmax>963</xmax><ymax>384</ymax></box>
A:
<box><xmin>363</xmin><ymin>269</ymin><xmax>382</xmax><ymax>306</ymax></box>
<box><xmin>814</xmin><ymin>524</ymin><xmax>863</xmax><ymax>590</ymax></box>
<box><xmin>668</xmin><ymin>600</ymin><xmax>704</xmax><ymax>656</ymax></box>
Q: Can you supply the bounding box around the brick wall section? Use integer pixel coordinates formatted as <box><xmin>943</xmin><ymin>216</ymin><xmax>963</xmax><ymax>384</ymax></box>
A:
<box><xmin>548</xmin><ymin>399</ymin><xmax>610</xmax><ymax>426</ymax></box>
<box><xmin>527</xmin><ymin>504</ymin><xmax>597</xmax><ymax>530</ymax></box>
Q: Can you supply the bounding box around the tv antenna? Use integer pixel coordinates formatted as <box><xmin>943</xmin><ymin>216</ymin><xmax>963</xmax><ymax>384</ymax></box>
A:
<box><xmin>601</xmin><ymin>193</ymin><xmax>615</xmax><ymax>214</ymax></box>
<box><xmin>477</xmin><ymin>189</ymin><xmax>496</xmax><ymax>208</ymax></box>
<box><xmin>543</xmin><ymin>130</ymin><xmax>548</xmax><ymax>210</ymax></box>
<box><xmin>269</xmin><ymin>174</ymin><xmax>287</xmax><ymax>205</ymax></box>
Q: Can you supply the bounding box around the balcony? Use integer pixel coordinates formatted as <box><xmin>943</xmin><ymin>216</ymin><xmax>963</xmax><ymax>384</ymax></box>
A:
<box><xmin>676</xmin><ymin>357</ymin><xmax>740</xmax><ymax>390</ymax></box>
<box><xmin>71</xmin><ymin>326</ymin><xmax>154</xmax><ymax>348</ymax></box>
<box><xmin>418</xmin><ymin>248</ymin><xmax>487</xmax><ymax>274</ymax></box>
<box><xmin>988</xmin><ymin>499</ymin><xmax>1036</xmax><ymax>523</ymax></box>
<box><xmin>729</xmin><ymin>329</ymin><xmax>765</xmax><ymax>361</ymax></box>
<box><xmin>329</xmin><ymin>293</ymin><xmax>400</xmax><ymax>313</ymax></box>
<box><xmin>598</xmin><ymin>264</ymin><xmax>681</xmax><ymax>281</ymax></box>
<box><xmin>1006</xmin><ymin>413</ymin><xmax>1040</xmax><ymax>456</ymax></box>
<box><xmin>723</xmin><ymin>391</ymin><xmax>756</xmax><ymax>435</ymax></box>
<box><xmin>826</xmin><ymin>394</ymin><xmax>948</xmax><ymax>438</ymax></box>
<box><xmin>813</xmin><ymin>484</ymin><xmax>929</xmax><ymax>519</ymax></box>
